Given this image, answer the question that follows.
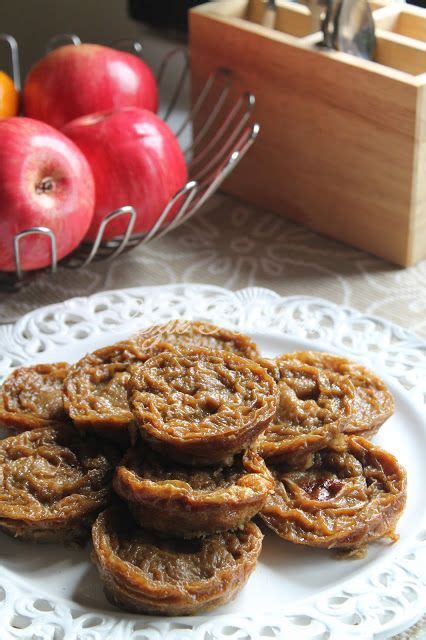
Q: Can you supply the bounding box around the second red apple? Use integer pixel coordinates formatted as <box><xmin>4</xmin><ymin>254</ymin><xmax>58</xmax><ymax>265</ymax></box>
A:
<box><xmin>62</xmin><ymin>107</ymin><xmax>188</xmax><ymax>239</ymax></box>
<box><xmin>24</xmin><ymin>44</ymin><xmax>158</xmax><ymax>129</ymax></box>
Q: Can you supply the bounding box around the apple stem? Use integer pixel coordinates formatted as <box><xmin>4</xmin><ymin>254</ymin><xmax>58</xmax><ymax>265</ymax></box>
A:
<box><xmin>35</xmin><ymin>177</ymin><xmax>55</xmax><ymax>194</ymax></box>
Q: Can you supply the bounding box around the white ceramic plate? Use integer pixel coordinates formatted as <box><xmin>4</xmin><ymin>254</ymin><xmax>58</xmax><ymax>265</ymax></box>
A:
<box><xmin>0</xmin><ymin>284</ymin><xmax>425</xmax><ymax>640</ymax></box>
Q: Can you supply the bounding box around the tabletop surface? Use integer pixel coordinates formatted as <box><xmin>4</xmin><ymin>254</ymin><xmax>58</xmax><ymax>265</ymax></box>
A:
<box><xmin>0</xmin><ymin>1</ymin><xmax>424</xmax><ymax>637</ymax></box>
<box><xmin>1</xmin><ymin>191</ymin><xmax>425</xmax><ymax>339</ymax></box>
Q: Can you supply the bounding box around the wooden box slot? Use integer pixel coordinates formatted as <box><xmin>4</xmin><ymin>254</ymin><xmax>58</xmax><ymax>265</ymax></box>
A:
<box><xmin>369</xmin><ymin>0</ymin><xmax>390</xmax><ymax>10</ymax></box>
<box><xmin>246</xmin><ymin>0</ymin><xmax>271</xmax><ymax>25</ymax></box>
<box><xmin>274</xmin><ymin>1</ymin><xmax>315</xmax><ymax>38</ymax></box>
<box><xmin>206</xmin><ymin>0</ymin><xmax>248</xmax><ymax>19</ymax></box>
<box><xmin>374</xmin><ymin>35</ymin><xmax>426</xmax><ymax>75</ymax></box>
<box><xmin>376</xmin><ymin>5</ymin><xmax>426</xmax><ymax>42</ymax></box>
<box><xmin>246</xmin><ymin>0</ymin><xmax>317</xmax><ymax>36</ymax></box>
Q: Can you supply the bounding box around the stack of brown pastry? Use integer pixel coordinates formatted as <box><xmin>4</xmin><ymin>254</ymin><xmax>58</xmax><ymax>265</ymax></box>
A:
<box><xmin>98</xmin><ymin>339</ymin><xmax>278</xmax><ymax>614</ymax></box>
<box><xmin>0</xmin><ymin>320</ymin><xmax>407</xmax><ymax>617</ymax></box>
<box><xmin>254</xmin><ymin>351</ymin><xmax>406</xmax><ymax>551</ymax></box>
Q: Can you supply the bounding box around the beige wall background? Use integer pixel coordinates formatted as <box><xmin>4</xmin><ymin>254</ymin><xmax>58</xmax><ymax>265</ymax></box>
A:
<box><xmin>1</xmin><ymin>0</ymin><xmax>142</xmax><ymax>76</ymax></box>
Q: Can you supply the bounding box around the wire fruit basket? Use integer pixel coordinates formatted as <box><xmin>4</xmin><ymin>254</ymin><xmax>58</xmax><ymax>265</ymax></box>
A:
<box><xmin>0</xmin><ymin>33</ymin><xmax>259</xmax><ymax>291</ymax></box>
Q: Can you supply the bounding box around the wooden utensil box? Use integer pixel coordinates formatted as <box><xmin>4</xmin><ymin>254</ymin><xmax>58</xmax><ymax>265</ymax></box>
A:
<box><xmin>189</xmin><ymin>0</ymin><xmax>426</xmax><ymax>266</ymax></box>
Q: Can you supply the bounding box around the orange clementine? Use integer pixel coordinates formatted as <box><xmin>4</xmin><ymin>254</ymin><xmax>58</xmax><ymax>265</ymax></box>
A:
<box><xmin>0</xmin><ymin>71</ymin><xmax>19</xmax><ymax>118</ymax></box>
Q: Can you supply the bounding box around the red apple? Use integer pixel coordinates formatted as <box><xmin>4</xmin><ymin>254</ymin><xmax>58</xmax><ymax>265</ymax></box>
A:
<box><xmin>23</xmin><ymin>43</ymin><xmax>158</xmax><ymax>129</ymax></box>
<box><xmin>62</xmin><ymin>107</ymin><xmax>188</xmax><ymax>240</ymax></box>
<box><xmin>0</xmin><ymin>117</ymin><xmax>95</xmax><ymax>272</ymax></box>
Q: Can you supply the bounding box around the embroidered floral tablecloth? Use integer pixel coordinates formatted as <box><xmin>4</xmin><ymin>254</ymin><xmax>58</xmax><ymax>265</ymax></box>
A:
<box><xmin>1</xmin><ymin>193</ymin><xmax>425</xmax><ymax>339</ymax></box>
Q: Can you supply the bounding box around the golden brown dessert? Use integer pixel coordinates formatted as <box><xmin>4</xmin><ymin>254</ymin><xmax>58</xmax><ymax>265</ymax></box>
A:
<box><xmin>0</xmin><ymin>426</ymin><xmax>118</xmax><ymax>544</ymax></box>
<box><xmin>63</xmin><ymin>321</ymin><xmax>259</xmax><ymax>446</ymax></box>
<box><xmin>130</xmin><ymin>320</ymin><xmax>260</xmax><ymax>359</ymax></box>
<box><xmin>281</xmin><ymin>351</ymin><xmax>394</xmax><ymax>438</ymax></box>
<box><xmin>92</xmin><ymin>506</ymin><xmax>263</xmax><ymax>615</ymax></box>
<box><xmin>64</xmin><ymin>360</ymin><xmax>133</xmax><ymax>446</ymax></box>
<box><xmin>256</xmin><ymin>358</ymin><xmax>354</xmax><ymax>464</ymax></box>
<box><xmin>128</xmin><ymin>347</ymin><xmax>279</xmax><ymax>466</ymax></box>
<box><xmin>260</xmin><ymin>436</ymin><xmax>406</xmax><ymax>550</ymax></box>
<box><xmin>114</xmin><ymin>447</ymin><xmax>273</xmax><ymax>538</ymax></box>
<box><xmin>0</xmin><ymin>362</ymin><xmax>69</xmax><ymax>431</ymax></box>
<box><xmin>63</xmin><ymin>341</ymin><xmax>174</xmax><ymax>445</ymax></box>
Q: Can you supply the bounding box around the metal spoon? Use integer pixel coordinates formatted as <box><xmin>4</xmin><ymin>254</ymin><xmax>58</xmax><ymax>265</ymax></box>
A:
<box><xmin>333</xmin><ymin>0</ymin><xmax>376</xmax><ymax>60</ymax></box>
<box><xmin>309</xmin><ymin>0</ymin><xmax>340</xmax><ymax>48</ymax></box>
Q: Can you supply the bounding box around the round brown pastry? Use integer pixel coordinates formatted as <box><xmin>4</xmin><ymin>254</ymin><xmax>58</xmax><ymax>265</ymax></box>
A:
<box><xmin>256</xmin><ymin>358</ymin><xmax>354</xmax><ymax>465</ymax></box>
<box><xmin>64</xmin><ymin>320</ymin><xmax>259</xmax><ymax>446</ymax></box>
<box><xmin>92</xmin><ymin>506</ymin><xmax>263</xmax><ymax>615</ymax></box>
<box><xmin>130</xmin><ymin>320</ymin><xmax>260</xmax><ymax>360</ymax></box>
<box><xmin>0</xmin><ymin>426</ymin><xmax>118</xmax><ymax>544</ymax></box>
<box><xmin>281</xmin><ymin>351</ymin><xmax>394</xmax><ymax>438</ymax></box>
<box><xmin>0</xmin><ymin>362</ymin><xmax>69</xmax><ymax>431</ymax></box>
<box><xmin>64</xmin><ymin>361</ymin><xmax>133</xmax><ymax>446</ymax></box>
<box><xmin>128</xmin><ymin>347</ymin><xmax>279</xmax><ymax>466</ymax></box>
<box><xmin>114</xmin><ymin>447</ymin><xmax>273</xmax><ymax>538</ymax></box>
<box><xmin>63</xmin><ymin>341</ymin><xmax>174</xmax><ymax>445</ymax></box>
<box><xmin>260</xmin><ymin>436</ymin><xmax>407</xmax><ymax>550</ymax></box>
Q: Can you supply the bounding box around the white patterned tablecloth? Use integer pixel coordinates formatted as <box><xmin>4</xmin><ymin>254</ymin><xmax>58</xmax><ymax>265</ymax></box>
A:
<box><xmin>1</xmin><ymin>193</ymin><xmax>425</xmax><ymax>339</ymax></box>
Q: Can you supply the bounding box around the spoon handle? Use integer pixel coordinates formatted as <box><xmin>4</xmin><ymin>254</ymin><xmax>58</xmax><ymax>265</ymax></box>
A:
<box><xmin>322</xmin><ymin>0</ymin><xmax>342</xmax><ymax>49</ymax></box>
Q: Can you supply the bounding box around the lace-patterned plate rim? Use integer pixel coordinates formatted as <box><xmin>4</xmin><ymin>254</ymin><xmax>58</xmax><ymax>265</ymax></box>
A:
<box><xmin>0</xmin><ymin>283</ymin><xmax>424</xmax><ymax>640</ymax></box>
<box><xmin>0</xmin><ymin>283</ymin><xmax>424</xmax><ymax>368</ymax></box>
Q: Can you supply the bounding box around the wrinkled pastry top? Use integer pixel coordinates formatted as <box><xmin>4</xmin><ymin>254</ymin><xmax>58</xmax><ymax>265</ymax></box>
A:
<box><xmin>0</xmin><ymin>427</ymin><xmax>116</xmax><ymax>521</ymax></box>
<box><xmin>128</xmin><ymin>347</ymin><xmax>278</xmax><ymax>440</ymax></box>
